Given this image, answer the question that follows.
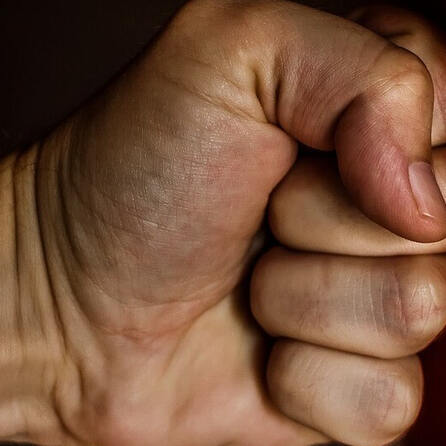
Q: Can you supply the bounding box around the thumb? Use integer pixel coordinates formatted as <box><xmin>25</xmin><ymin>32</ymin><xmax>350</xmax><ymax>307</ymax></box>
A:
<box><xmin>348</xmin><ymin>4</ymin><xmax>446</xmax><ymax>147</ymax></box>
<box><xmin>335</xmin><ymin>53</ymin><xmax>443</xmax><ymax>243</ymax></box>
<box><xmin>250</xmin><ymin>1</ymin><xmax>446</xmax><ymax>242</ymax></box>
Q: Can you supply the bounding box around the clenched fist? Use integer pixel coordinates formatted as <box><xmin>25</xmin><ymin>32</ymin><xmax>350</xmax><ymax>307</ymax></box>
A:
<box><xmin>255</xmin><ymin>5</ymin><xmax>446</xmax><ymax>446</ymax></box>
<box><xmin>1</xmin><ymin>1</ymin><xmax>445</xmax><ymax>445</ymax></box>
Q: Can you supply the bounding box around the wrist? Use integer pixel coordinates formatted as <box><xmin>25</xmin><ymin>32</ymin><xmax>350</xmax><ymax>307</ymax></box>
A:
<box><xmin>0</xmin><ymin>146</ymin><xmax>68</xmax><ymax>444</ymax></box>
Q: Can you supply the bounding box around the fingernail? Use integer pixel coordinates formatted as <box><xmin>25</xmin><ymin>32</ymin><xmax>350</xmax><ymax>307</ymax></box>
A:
<box><xmin>408</xmin><ymin>161</ymin><xmax>446</xmax><ymax>219</ymax></box>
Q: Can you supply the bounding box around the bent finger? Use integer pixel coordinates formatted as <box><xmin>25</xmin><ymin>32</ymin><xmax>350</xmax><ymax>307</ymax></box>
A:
<box><xmin>251</xmin><ymin>248</ymin><xmax>446</xmax><ymax>358</ymax></box>
<box><xmin>268</xmin><ymin>340</ymin><xmax>422</xmax><ymax>446</ymax></box>
<box><xmin>269</xmin><ymin>148</ymin><xmax>446</xmax><ymax>256</ymax></box>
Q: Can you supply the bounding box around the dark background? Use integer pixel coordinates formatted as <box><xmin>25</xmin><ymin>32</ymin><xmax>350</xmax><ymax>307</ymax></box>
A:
<box><xmin>1</xmin><ymin>0</ymin><xmax>442</xmax><ymax>156</ymax></box>
<box><xmin>2</xmin><ymin>0</ymin><xmax>446</xmax><ymax>445</ymax></box>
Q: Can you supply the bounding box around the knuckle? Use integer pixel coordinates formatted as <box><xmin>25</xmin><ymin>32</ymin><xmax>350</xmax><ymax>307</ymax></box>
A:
<box><xmin>381</xmin><ymin>258</ymin><xmax>446</xmax><ymax>352</ymax></box>
<box><xmin>380</xmin><ymin>45</ymin><xmax>432</xmax><ymax>95</ymax></box>
<box><xmin>357</xmin><ymin>360</ymin><xmax>422</xmax><ymax>444</ymax></box>
<box><xmin>167</xmin><ymin>0</ymin><xmax>279</xmax><ymax>50</ymax></box>
<box><xmin>267</xmin><ymin>341</ymin><xmax>322</xmax><ymax>423</ymax></box>
<box><xmin>160</xmin><ymin>0</ymin><xmax>240</xmax><ymax>53</ymax></box>
<box><xmin>218</xmin><ymin>0</ymin><xmax>289</xmax><ymax>36</ymax></box>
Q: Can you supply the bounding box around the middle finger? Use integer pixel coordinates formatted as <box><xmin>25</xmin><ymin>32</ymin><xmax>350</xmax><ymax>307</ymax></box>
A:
<box><xmin>251</xmin><ymin>247</ymin><xmax>446</xmax><ymax>359</ymax></box>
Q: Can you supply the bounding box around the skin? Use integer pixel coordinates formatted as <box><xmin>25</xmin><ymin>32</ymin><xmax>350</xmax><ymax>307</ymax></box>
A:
<box><xmin>257</xmin><ymin>5</ymin><xmax>446</xmax><ymax>445</ymax></box>
<box><xmin>1</xmin><ymin>1</ymin><xmax>442</xmax><ymax>445</ymax></box>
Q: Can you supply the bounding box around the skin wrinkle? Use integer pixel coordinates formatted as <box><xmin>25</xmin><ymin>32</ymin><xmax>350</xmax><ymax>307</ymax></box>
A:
<box><xmin>57</xmin><ymin>174</ymin><xmax>160</xmax><ymax>334</ymax></box>
<box><xmin>153</xmin><ymin>61</ymin><xmax>261</xmax><ymax>124</ymax></box>
<box><xmin>354</xmin><ymin>367</ymin><xmax>398</xmax><ymax>434</ymax></box>
<box><xmin>6</xmin><ymin>147</ymin><xmax>73</xmax><ymax>442</ymax></box>
<box><xmin>40</xmin><ymin>172</ymin><xmax>105</xmax><ymax>444</ymax></box>
<box><xmin>351</xmin><ymin>270</ymin><xmax>361</xmax><ymax>337</ymax></box>
<box><xmin>69</xmin><ymin>113</ymin><xmax>253</xmax><ymax>243</ymax></box>
<box><xmin>69</xmin><ymin>150</ymin><xmax>167</xmax><ymax>232</ymax></box>
<box><xmin>398</xmin><ymin>275</ymin><xmax>413</xmax><ymax>340</ymax></box>
<box><xmin>305</xmin><ymin>354</ymin><xmax>326</xmax><ymax>431</ymax></box>
<box><xmin>378</xmin><ymin>271</ymin><xmax>387</xmax><ymax>338</ymax></box>
<box><xmin>383</xmin><ymin>268</ymin><xmax>400</xmax><ymax>341</ymax></box>
<box><xmin>61</xmin><ymin>125</ymin><xmax>149</xmax><ymax>268</ymax></box>
<box><xmin>59</xmin><ymin>104</ymin><xmax>261</xmax><ymax>311</ymax></box>
<box><xmin>69</xmin><ymin>169</ymin><xmax>156</xmax><ymax>243</ymax></box>
<box><xmin>291</xmin><ymin>31</ymin><xmax>386</xmax><ymax>149</ymax></box>
<box><xmin>75</xmin><ymin>87</ymin><xmax>246</xmax><ymax>177</ymax></box>
<box><xmin>433</xmin><ymin>68</ymin><xmax>446</xmax><ymax>142</ymax></box>
<box><xmin>375</xmin><ymin>373</ymin><xmax>398</xmax><ymax>433</ymax></box>
<box><xmin>5</xmin><ymin>1</ymin><xmax>444</xmax><ymax>444</ymax></box>
<box><xmin>66</xmin><ymin>140</ymin><xmax>246</xmax><ymax>312</ymax></box>
<box><xmin>412</xmin><ymin>276</ymin><xmax>435</xmax><ymax>342</ymax></box>
<box><xmin>277</xmin><ymin>344</ymin><xmax>325</xmax><ymax>431</ymax></box>
<box><xmin>15</xmin><ymin>149</ymin><xmax>62</xmax><ymax>441</ymax></box>
<box><xmin>63</xmin><ymin>225</ymin><xmax>231</xmax><ymax>310</ymax></box>
<box><xmin>366</xmin><ymin>269</ymin><xmax>380</xmax><ymax>338</ymax></box>
<box><xmin>391</xmin><ymin>266</ymin><xmax>436</xmax><ymax>344</ymax></box>
<box><xmin>68</xmin><ymin>161</ymin><xmax>228</xmax><ymax>287</ymax></box>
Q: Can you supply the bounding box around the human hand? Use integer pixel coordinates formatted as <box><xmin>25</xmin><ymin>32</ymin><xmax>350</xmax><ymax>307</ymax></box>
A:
<box><xmin>4</xmin><ymin>1</ymin><xmax>446</xmax><ymax>445</ymax></box>
<box><xmin>254</xmin><ymin>6</ymin><xmax>446</xmax><ymax>445</ymax></box>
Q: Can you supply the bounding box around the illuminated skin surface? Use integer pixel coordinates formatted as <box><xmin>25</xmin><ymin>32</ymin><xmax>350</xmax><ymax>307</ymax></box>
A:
<box><xmin>0</xmin><ymin>1</ymin><xmax>443</xmax><ymax>446</ymax></box>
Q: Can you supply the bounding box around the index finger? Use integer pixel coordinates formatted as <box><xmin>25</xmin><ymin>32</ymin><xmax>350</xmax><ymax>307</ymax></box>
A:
<box><xmin>269</xmin><ymin>148</ymin><xmax>446</xmax><ymax>257</ymax></box>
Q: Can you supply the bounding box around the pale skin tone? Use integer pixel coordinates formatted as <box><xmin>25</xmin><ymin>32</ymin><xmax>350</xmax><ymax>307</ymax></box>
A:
<box><xmin>2</xmin><ymin>1</ymin><xmax>445</xmax><ymax>446</ymax></box>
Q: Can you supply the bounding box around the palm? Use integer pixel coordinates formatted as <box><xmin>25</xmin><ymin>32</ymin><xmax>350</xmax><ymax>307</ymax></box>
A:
<box><xmin>33</xmin><ymin>21</ymin><xmax>321</xmax><ymax>446</ymax></box>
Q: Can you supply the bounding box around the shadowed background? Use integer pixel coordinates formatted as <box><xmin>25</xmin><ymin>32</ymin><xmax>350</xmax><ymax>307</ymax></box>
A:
<box><xmin>1</xmin><ymin>0</ymin><xmax>434</xmax><ymax>155</ymax></box>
